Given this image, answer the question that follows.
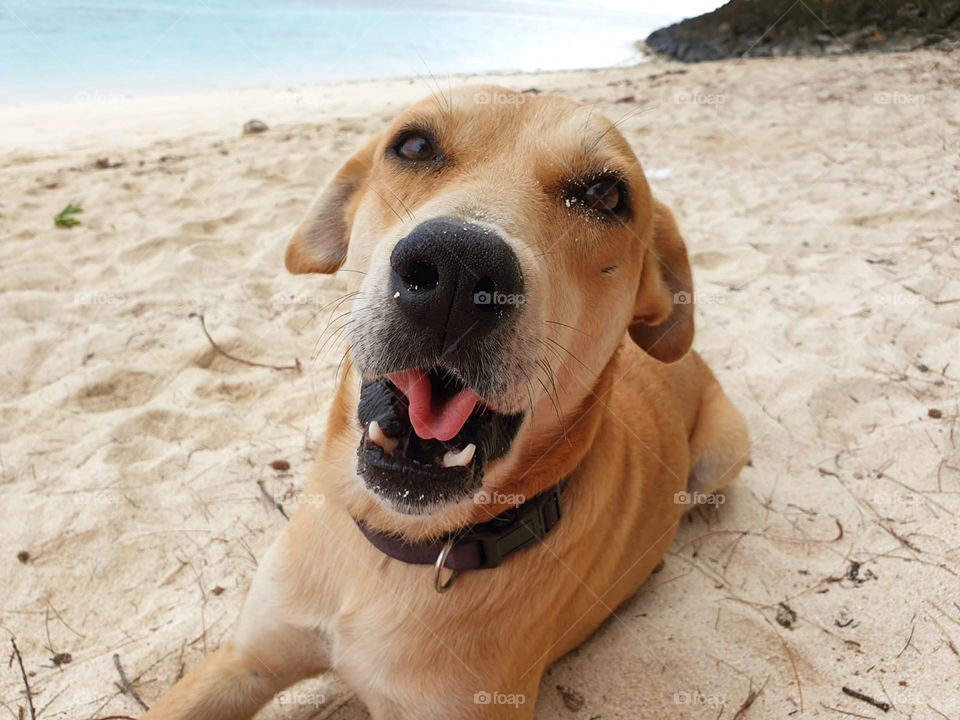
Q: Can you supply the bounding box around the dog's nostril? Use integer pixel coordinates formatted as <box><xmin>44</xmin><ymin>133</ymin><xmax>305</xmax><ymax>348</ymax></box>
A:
<box><xmin>406</xmin><ymin>261</ymin><xmax>439</xmax><ymax>291</ymax></box>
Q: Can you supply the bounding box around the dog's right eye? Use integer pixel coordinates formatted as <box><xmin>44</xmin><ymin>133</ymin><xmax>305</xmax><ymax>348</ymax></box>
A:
<box><xmin>395</xmin><ymin>133</ymin><xmax>437</xmax><ymax>162</ymax></box>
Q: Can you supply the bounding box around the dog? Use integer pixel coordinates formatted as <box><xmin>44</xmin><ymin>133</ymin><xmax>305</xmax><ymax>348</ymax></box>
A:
<box><xmin>143</xmin><ymin>85</ymin><xmax>749</xmax><ymax>720</ymax></box>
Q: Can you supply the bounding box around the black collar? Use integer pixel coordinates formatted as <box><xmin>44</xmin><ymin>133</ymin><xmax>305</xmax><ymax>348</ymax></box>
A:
<box><xmin>354</xmin><ymin>483</ymin><xmax>564</xmax><ymax>574</ymax></box>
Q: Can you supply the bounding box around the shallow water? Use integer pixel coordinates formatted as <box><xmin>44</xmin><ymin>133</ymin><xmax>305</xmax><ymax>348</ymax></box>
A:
<box><xmin>0</xmin><ymin>0</ymin><xmax>713</xmax><ymax>103</ymax></box>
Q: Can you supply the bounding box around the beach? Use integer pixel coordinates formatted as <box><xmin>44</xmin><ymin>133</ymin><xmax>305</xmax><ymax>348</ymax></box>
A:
<box><xmin>2</xmin><ymin>49</ymin><xmax>959</xmax><ymax>719</ymax></box>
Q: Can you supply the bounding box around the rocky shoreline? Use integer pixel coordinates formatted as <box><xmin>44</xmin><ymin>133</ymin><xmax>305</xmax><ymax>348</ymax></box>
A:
<box><xmin>644</xmin><ymin>0</ymin><xmax>960</xmax><ymax>63</ymax></box>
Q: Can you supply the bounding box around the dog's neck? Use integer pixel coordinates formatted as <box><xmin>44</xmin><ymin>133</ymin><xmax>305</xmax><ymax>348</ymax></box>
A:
<box><xmin>321</xmin><ymin>348</ymin><xmax>620</xmax><ymax>542</ymax></box>
<box><xmin>493</xmin><ymin>346</ymin><xmax>618</xmax><ymax>503</ymax></box>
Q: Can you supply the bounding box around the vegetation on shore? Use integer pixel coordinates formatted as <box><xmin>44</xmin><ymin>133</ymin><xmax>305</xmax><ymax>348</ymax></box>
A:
<box><xmin>644</xmin><ymin>0</ymin><xmax>960</xmax><ymax>62</ymax></box>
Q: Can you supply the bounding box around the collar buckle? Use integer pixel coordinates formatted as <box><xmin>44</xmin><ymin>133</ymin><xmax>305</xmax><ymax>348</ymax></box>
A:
<box><xmin>461</xmin><ymin>484</ymin><xmax>563</xmax><ymax>570</ymax></box>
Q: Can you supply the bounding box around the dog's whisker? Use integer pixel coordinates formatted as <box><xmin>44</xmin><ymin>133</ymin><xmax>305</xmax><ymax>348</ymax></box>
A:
<box><xmin>334</xmin><ymin>345</ymin><xmax>353</xmax><ymax>384</ymax></box>
<box><xmin>544</xmin><ymin>319</ymin><xmax>590</xmax><ymax>336</ymax></box>
<box><xmin>294</xmin><ymin>290</ymin><xmax>362</xmax><ymax>334</ymax></box>
<box><xmin>535</xmin><ymin>356</ymin><xmax>567</xmax><ymax>438</ymax></box>
<box><xmin>314</xmin><ymin>316</ymin><xmax>358</xmax><ymax>359</ymax></box>
<box><xmin>365</xmin><ymin>179</ymin><xmax>410</xmax><ymax>224</ymax></box>
<box><xmin>544</xmin><ymin>336</ymin><xmax>591</xmax><ymax>373</ymax></box>
<box><xmin>299</xmin><ymin>289</ymin><xmax>364</xmax><ymax>335</ymax></box>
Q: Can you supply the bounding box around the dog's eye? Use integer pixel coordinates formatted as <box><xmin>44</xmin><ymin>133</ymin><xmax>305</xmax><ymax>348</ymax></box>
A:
<box><xmin>566</xmin><ymin>175</ymin><xmax>627</xmax><ymax>217</ymax></box>
<box><xmin>396</xmin><ymin>133</ymin><xmax>437</xmax><ymax>162</ymax></box>
<box><xmin>583</xmin><ymin>178</ymin><xmax>623</xmax><ymax>213</ymax></box>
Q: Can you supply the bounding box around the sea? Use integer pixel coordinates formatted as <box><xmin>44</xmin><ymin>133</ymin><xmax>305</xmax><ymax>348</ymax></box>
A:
<box><xmin>0</xmin><ymin>0</ymin><xmax>719</xmax><ymax>103</ymax></box>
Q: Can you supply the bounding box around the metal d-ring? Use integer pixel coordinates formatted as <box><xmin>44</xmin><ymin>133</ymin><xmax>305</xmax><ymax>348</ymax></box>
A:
<box><xmin>434</xmin><ymin>538</ymin><xmax>459</xmax><ymax>593</ymax></box>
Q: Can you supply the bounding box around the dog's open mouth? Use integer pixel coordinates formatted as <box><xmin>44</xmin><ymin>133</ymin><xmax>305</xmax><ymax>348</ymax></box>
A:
<box><xmin>356</xmin><ymin>367</ymin><xmax>523</xmax><ymax>513</ymax></box>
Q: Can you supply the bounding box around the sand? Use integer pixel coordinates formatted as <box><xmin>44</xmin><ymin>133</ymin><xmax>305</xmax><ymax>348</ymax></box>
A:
<box><xmin>2</xmin><ymin>50</ymin><xmax>959</xmax><ymax>719</ymax></box>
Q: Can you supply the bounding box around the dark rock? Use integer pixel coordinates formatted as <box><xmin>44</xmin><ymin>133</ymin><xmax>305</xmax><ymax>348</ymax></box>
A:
<box><xmin>51</xmin><ymin>652</ymin><xmax>72</xmax><ymax>666</ymax></box>
<box><xmin>242</xmin><ymin>119</ymin><xmax>269</xmax><ymax>135</ymax></box>
<box><xmin>776</xmin><ymin>602</ymin><xmax>797</xmax><ymax>628</ymax></box>
<box><xmin>556</xmin><ymin>685</ymin><xmax>585</xmax><ymax>711</ymax></box>
<box><xmin>644</xmin><ymin>0</ymin><xmax>960</xmax><ymax>62</ymax></box>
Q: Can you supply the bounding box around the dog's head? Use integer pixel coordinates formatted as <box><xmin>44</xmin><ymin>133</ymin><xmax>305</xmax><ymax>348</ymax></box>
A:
<box><xmin>287</xmin><ymin>86</ymin><xmax>693</xmax><ymax>518</ymax></box>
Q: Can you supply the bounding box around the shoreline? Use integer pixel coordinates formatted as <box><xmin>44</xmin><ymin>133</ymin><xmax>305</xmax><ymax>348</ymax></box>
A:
<box><xmin>4</xmin><ymin>41</ymin><xmax>949</xmax><ymax>157</ymax></box>
<box><xmin>0</xmin><ymin>62</ymin><xmax>671</xmax><ymax>156</ymax></box>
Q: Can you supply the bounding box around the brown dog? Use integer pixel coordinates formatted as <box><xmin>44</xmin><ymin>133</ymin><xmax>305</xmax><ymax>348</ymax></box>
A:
<box><xmin>143</xmin><ymin>86</ymin><xmax>749</xmax><ymax>720</ymax></box>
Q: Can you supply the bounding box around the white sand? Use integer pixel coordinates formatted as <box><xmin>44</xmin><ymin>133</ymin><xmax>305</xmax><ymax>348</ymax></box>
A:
<box><xmin>2</xmin><ymin>50</ymin><xmax>959</xmax><ymax>719</ymax></box>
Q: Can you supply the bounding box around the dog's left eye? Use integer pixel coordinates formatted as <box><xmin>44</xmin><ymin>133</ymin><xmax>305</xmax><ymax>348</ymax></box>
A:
<box><xmin>395</xmin><ymin>133</ymin><xmax>437</xmax><ymax>162</ymax></box>
<box><xmin>583</xmin><ymin>178</ymin><xmax>623</xmax><ymax>213</ymax></box>
<box><xmin>568</xmin><ymin>176</ymin><xmax>627</xmax><ymax>216</ymax></box>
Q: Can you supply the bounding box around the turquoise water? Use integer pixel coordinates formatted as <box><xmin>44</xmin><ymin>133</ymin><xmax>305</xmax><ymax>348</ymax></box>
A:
<box><xmin>0</xmin><ymin>0</ymin><xmax>708</xmax><ymax>103</ymax></box>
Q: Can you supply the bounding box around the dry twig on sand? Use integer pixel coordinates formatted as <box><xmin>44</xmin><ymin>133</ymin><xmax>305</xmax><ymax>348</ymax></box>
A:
<box><xmin>841</xmin><ymin>686</ymin><xmax>891</xmax><ymax>712</ymax></box>
<box><xmin>732</xmin><ymin>677</ymin><xmax>769</xmax><ymax>719</ymax></box>
<box><xmin>257</xmin><ymin>479</ymin><xmax>290</xmax><ymax>520</ymax></box>
<box><xmin>112</xmin><ymin>653</ymin><xmax>149</xmax><ymax>711</ymax></box>
<box><xmin>10</xmin><ymin>638</ymin><xmax>36</xmax><ymax>720</ymax></box>
<box><xmin>190</xmin><ymin>312</ymin><xmax>301</xmax><ymax>372</ymax></box>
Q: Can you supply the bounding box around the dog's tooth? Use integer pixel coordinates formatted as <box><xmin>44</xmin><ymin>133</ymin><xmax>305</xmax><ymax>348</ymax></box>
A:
<box><xmin>368</xmin><ymin>421</ymin><xmax>399</xmax><ymax>454</ymax></box>
<box><xmin>442</xmin><ymin>443</ymin><xmax>476</xmax><ymax>468</ymax></box>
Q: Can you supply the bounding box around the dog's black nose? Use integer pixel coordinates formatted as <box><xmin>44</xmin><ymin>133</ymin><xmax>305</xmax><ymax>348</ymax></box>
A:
<box><xmin>390</xmin><ymin>218</ymin><xmax>524</xmax><ymax>350</ymax></box>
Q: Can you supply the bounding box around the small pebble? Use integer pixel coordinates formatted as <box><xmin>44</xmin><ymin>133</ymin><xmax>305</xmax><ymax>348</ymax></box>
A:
<box><xmin>776</xmin><ymin>603</ymin><xmax>797</xmax><ymax>628</ymax></box>
<box><xmin>557</xmin><ymin>685</ymin><xmax>585</xmax><ymax>711</ymax></box>
<box><xmin>51</xmin><ymin>652</ymin><xmax>72</xmax><ymax>666</ymax></box>
<box><xmin>243</xmin><ymin>119</ymin><xmax>269</xmax><ymax>135</ymax></box>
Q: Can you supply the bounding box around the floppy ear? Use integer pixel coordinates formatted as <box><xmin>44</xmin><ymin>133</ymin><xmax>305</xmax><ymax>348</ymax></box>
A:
<box><xmin>628</xmin><ymin>200</ymin><xmax>695</xmax><ymax>363</ymax></box>
<box><xmin>285</xmin><ymin>135</ymin><xmax>380</xmax><ymax>274</ymax></box>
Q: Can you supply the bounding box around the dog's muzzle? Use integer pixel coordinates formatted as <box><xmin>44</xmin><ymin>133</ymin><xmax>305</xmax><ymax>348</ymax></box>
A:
<box><xmin>352</xmin><ymin>218</ymin><xmax>528</xmax><ymax>513</ymax></box>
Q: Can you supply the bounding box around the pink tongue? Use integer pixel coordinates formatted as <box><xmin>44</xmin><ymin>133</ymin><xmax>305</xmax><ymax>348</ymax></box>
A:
<box><xmin>388</xmin><ymin>368</ymin><xmax>480</xmax><ymax>442</ymax></box>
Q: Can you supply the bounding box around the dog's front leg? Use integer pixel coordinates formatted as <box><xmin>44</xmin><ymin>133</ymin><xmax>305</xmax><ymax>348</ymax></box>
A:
<box><xmin>141</xmin><ymin>638</ymin><xmax>307</xmax><ymax>720</ymax></box>
<box><xmin>143</xmin><ymin>532</ymin><xmax>331</xmax><ymax>720</ymax></box>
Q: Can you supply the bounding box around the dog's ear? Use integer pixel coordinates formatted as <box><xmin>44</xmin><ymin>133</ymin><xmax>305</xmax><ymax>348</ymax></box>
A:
<box><xmin>628</xmin><ymin>200</ymin><xmax>694</xmax><ymax>363</ymax></box>
<box><xmin>285</xmin><ymin>135</ymin><xmax>380</xmax><ymax>274</ymax></box>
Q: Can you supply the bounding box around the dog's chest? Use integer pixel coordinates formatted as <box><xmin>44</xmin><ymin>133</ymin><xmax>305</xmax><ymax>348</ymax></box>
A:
<box><xmin>327</xmin><ymin>582</ymin><xmax>490</xmax><ymax>718</ymax></box>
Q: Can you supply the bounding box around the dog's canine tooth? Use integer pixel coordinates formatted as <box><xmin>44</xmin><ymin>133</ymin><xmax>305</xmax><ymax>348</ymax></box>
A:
<box><xmin>368</xmin><ymin>421</ymin><xmax>399</xmax><ymax>455</ymax></box>
<box><xmin>442</xmin><ymin>443</ymin><xmax>476</xmax><ymax>468</ymax></box>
